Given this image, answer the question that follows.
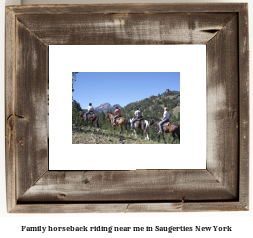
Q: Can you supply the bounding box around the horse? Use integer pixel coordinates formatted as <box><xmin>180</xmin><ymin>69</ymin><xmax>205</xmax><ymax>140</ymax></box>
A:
<box><xmin>128</xmin><ymin>118</ymin><xmax>150</xmax><ymax>140</ymax></box>
<box><xmin>105</xmin><ymin>112</ymin><xmax>128</xmax><ymax>135</ymax></box>
<box><xmin>79</xmin><ymin>112</ymin><xmax>99</xmax><ymax>129</ymax></box>
<box><xmin>149</xmin><ymin>118</ymin><xmax>180</xmax><ymax>144</ymax></box>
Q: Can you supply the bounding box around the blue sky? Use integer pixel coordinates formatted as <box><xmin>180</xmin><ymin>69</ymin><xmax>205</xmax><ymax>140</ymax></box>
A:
<box><xmin>72</xmin><ymin>72</ymin><xmax>180</xmax><ymax>109</ymax></box>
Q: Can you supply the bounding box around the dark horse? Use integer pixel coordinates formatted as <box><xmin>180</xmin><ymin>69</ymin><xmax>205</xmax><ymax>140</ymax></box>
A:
<box><xmin>149</xmin><ymin>118</ymin><xmax>180</xmax><ymax>144</ymax></box>
<box><xmin>79</xmin><ymin>112</ymin><xmax>99</xmax><ymax>129</ymax></box>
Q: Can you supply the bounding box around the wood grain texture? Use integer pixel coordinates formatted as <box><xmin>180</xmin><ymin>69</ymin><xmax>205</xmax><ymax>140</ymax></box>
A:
<box><xmin>126</xmin><ymin>202</ymin><xmax>247</xmax><ymax>213</ymax></box>
<box><xmin>18</xmin><ymin>170</ymin><xmax>236</xmax><ymax>202</ymax></box>
<box><xmin>238</xmin><ymin>4</ymin><xmax>249</xmax><ymax>208</ymax></box>
<box><xmin>15</xmin><ymin>20</ymin><xmax>48</xmax><ymax>200</ymax></box>
<box><xmin>5</xmin><ymin>7</ymin><xmax>16</xmax><ymax>212</ymax></box>
<box><xmin>16</xmin><ymin>13</ymin><xmax>235</xmax><ymax>45</ymax></box>
<box><xmin>7</xmin><ymin>3</ymin><xmax>246</xmax><ymax>15</ymax></box>
<box><xmin>10</xmin><ymin>202</ymin><xmax>247</xmax><ymax>213</ymax></box>
<box><xmin>206</xmin><ymin>16</ymin><xmax>239</xmax><ymax>198</ymax></box>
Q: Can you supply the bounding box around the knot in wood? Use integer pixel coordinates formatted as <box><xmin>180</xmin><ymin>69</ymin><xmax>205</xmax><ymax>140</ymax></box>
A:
<box><xmin>57</xmin><ymin>193</ymin><xmax>66</xmax><ymax>199</ymax></box>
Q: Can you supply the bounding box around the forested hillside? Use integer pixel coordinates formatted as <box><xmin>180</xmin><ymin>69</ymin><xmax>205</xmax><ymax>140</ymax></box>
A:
<box><xmin>120</xmin><ymin>89</ymin><xmax>180</xmax><ymax>122</ymax></box>
<box><xmin>72</xmin><ymin>89</ymin><xmax>180</xmax><ymax>143</ymax></box>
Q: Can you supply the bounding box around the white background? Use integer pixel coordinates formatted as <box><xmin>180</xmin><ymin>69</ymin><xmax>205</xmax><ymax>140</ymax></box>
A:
<box><xmin>1</xmin><ymin>0</ymin><xmax>252</xmax><ymax>237</ymax></box>
<box><xmin>49</xmin><ymin>45</ymin><xmax>206</xmax><ymax>170</ymax></box>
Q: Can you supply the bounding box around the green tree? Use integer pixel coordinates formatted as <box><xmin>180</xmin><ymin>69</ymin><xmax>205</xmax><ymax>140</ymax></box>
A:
<box><xmin>72</xmin><ymin>99</ymin><xmax>82</xmax><ymax>111</ymax></box>
<box><xmin>72</xmin><ymin>99</ymin><xmax>83</xmax><ymax>126</ymax></box>
<box><xmin>99</xmin><ymin>111</ymin><xmax>106</xmax><ymax>129</ymax></box>
<box><xmin>72</xmin><ymin>72</ymin><xmax>78</xmax><ymax>92</ymax></box>
<box><xmin>100</xmin><ymin>111</ymin><xmax>105</xmax><ymax>121</ymax></box>
<box><xmin>142</xmin><ymin>112</ymin><xmax>148</xmax><ymax>121</ymax></box>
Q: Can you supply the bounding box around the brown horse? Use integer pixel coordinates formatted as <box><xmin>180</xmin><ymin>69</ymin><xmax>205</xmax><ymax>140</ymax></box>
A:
<box><xmin>79</xmin><ymin>112</ymin><xmax>99</xmax><ymax>129</ymax></box>
<box><xmin>105</xmin><ymin>112</ymin><xmax>128</xmax><ymax>135</ymax></box>
<box><xmin>149</xmin><ymin>118</ymin><xmax>180</xmax><ymax>144</ymax></box>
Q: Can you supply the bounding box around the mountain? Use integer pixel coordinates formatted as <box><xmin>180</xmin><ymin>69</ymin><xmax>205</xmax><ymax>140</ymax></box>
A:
<box><xmin>94</xmin><ymin>103</ymin><xmax>122</xmax><ymax>113</ymax></box>
<box><xmin>112</xmin><ymin>104</ymin><xmax>122</xmax><ymax>109</ymax></box>
<box><xmin>94</xmin><ymin>103</ymin><xmax>111</xmax><ymax>112</ymax></box>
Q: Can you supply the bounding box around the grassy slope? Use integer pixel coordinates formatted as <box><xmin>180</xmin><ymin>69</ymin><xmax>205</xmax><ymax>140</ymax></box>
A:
<box><xmin>172</xmin><ymin>105</ymin><xmax>180</xmax><ymax>115</ymax></box>
<box><xmin>72</xmin><ymin>125</ymin><xmax>180</xmax><ymax>144</ymax></box>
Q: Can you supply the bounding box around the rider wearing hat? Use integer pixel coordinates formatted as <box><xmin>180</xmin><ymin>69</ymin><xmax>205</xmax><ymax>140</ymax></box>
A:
<box><xmin>131</xmin><ymin>107</ymin><xmax>142</xmax><ymax>129</ymax></box>
<box><xmin>85</xmin><ymin>103</ymin><xmax>94</xmax><ymax>120</ymax></box>
<box><xmin>159</xmin><ymin>107</ymin><xmax>169</xmax><ymax>134</ymax></box>
<box><xmin>113</xmin><ymin>106</ymin><xmax>121</xmax><ymax>125</ymax></box>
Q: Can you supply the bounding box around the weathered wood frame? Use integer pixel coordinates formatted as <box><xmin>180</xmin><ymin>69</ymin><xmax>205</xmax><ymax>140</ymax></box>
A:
<box><xmin>5</xmin><ymin>4</ymin><xmax>249</xmax><ymax>213</ymax></box>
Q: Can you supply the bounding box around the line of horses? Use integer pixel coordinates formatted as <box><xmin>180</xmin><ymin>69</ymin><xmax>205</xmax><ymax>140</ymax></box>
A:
<box><xmin>79</xmin><ymin>112</ymin><xmax>180</xmax><ymax>144</ymax></box>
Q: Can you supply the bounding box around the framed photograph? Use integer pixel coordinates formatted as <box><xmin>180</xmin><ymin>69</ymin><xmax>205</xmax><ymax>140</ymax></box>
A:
<box><xmin>5</xmin><ymin>3</ymin><xmax>249</xmax><ymax>212</ymax></box>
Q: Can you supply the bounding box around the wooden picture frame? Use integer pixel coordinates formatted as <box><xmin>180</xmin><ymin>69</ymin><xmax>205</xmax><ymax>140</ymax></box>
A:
<box><xmin>5</xmin><ymin>3</ymin><xmax>249</xmax><ymax>213</ymax></box>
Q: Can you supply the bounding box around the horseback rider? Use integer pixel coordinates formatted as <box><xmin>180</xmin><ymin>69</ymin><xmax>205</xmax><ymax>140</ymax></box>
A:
<box><xmin>131</xmin><ymin>107</ymin><xmax>142</xmax><ymax>129</ymax></box>
<box><xmin>113</xmin><ymin>106</ymin><xmax>121</xmax><ymax>125</ymax></box>
<box><xmin>158</xmin><ymin>107</ymin><xmax>169</xmax><ymax>134</ymax></box>
<box><xmin>85</xmin><ymin>103</ymin><xmax>94</xmax><ymax>121</ymax></box>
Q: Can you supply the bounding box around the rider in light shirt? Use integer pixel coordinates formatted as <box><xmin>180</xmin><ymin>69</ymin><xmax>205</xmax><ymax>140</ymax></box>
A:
<box><xmin>113</xmin><ymin>106</ymin><xmax>121</xmax><ymax>125</ymax></box>
<box><xmin>85</xmin><ymin>103</ymin><xmax>94</xmax><ymax>120</ymax></box>
<box><xmin>131</xmin><ymin>107</ymin><xmax>142</xmax><ymax>129</ymax></box>
<box><xmin>159</xmin><ymin>107</ymin><xmax>169</xmax><ymax>133</ymax></box>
